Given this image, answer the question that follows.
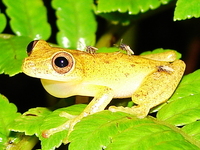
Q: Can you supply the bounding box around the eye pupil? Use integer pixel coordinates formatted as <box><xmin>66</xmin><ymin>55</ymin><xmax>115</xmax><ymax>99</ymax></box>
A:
<box><xmin>55</xmin><ymin>57</ymin><xmax>69</xmax><ymax>68</ymax></box>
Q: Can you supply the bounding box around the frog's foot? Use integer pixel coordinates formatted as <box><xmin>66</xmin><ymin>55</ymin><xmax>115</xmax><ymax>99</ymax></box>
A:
<box><xmin>42</xmin><ymin>112</ymin><xmax>77</xmax><ymax>138</ymax></box>
<box><xmin>109</xmin><ymin>105</ymin><xmax>149</xmax><ymax>118</ymax></box>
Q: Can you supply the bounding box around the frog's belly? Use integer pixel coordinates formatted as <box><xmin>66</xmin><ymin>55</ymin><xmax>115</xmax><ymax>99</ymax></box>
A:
<box><xmin>86</xmin><ymin>78</ymin><xmax>144</xmax><ymax>98</ymax></box>
<box><xmin>95</xmin><ymin>74</ymin><xmax>146</xmax><ymax>98</ymax></box>
<box><xmin>41</xmin><ymin>76</ymin><xmax>144</xmax><ymax>98</ymax></box>
<box><xmin>111</xmin><ymin>80</ymin><xmax>141</xmax><ymax>98</ymax></box>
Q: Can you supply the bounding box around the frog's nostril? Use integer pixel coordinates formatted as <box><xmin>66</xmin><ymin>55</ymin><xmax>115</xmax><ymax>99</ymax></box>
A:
<box><xmin>27</xmin><ymin>40</ymin><xmax>39</xmax><ymax>56</ymax></box>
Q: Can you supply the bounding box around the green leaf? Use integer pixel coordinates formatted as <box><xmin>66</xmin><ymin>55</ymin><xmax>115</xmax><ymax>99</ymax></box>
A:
<box><xmin>69</xmin><ymin>111</ymin><xmax>200</xmax><ymax>150</ymax></box>
<box><xmin>157</xmin><ymin>70</ymin><xmax>200</xmax><ymax>126</ymax></box>
<box><xmin>140</xmin><ymin>48</ymin><xmax>167</xmax><ymax>55</ymax></box>
<box><xmin>157</xmin><ymin>94</ymin><xmax>200</xmax><ymax>126</ymax></box>
<box><xmin>52</xmin><ymin>0</ymin><xmax>97</xmax><ymax>49</ymax></box>
<box><xmin>168</xmin><ymin>69</ymin><xmax>200</xmax><ymax>103</ymax></box>
<box><xmin>6</xmin><ymin>133</ymin><xmax>38</xmax><ymax>150</ymax></box>
<box><xmin>0</xmin><ymin>94</ymin><xmax>20</xmax><ymax>149</ymax></box>
<box><xmin>96</xmin><ymin>0</ymin><xmax>172</xmax><ymax>24</ymax></box>
<box><xmin>97</xmin><ymin>0</ymin><xmax>172</xmax><ymax>14</ymax></box>
<box><xmin>39</xmin><ymin>104</ymin><xmax>86</xmax><ymax>150</ymax></box>
<box><xmin>174</xmin><ymin>0</ymin><xmax>200</xmax><ymax>21</ymax></box>
<box><xmin>97</xmin><ymin>12</ymin><xmax>138</xmax><ymax>25</ymax></box>
<box><xmin>97</xmin><ymin>47</ymin><xmax>119</xmax><ymax>53</ymax></box>
<box><xmin>9</xmin><ymin>107</ymin><xmax>52</xmax><ymax>136</ymax></box>
<box><xmin>140</xmin><ymin>48</ymin><xmax>182</xmax><ymax>59</ymax></box>
<box><xmin>0</xmin><ymin>36</ymin><xmax>32</xmax><ymax>76</ymax></box>
<box><xmin>0</xmin><ymin>13</ymin><xmax>7</xmax><ymax>33</ymax></box>
<box><xmin>182</xmin><ymin>121</ymin><xmax>200</xmax><ymax>142</ymax></box>
<box><xmin>3</xmin><ymin>0</ymin><xmax>51</xmax><ymax>39</ymax></box>
<box><xmin>9</xmin><ymin>105</ymin><xmax>85</xmax><ymax>150</ymax></box>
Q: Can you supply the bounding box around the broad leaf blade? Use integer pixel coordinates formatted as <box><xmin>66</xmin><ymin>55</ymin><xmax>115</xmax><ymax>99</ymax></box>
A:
<box><xmin>0</xmin><ymin>94</ymin><xmax>20</xmax><ymax>149</ymax></box>
<box><xmin>174</xmin><ymin>0</ymin><xmax>200</xmax><ymax>21</ymax></box>
<box><xmin>39</xmin><ymin>104</ymin><xmax>86</xmax><ymax>150</ymax></box>
<box><xmin>0</xmin><ymin>13</ymin><xmax>7</xmax><ymax>33</ymax></box>
<box><xmin>170</xmin><ymin>70</ymin><xmax>200</xmax><ymax>102</ymax></box>
<box><xmin>9</xmin><ymin>107</ymin><xmax>52</xmax><ymax>136</ymax></box>
<box><xmin>97</xmin><ymin>47</ymin><xmax>119</xmax><ymax>53</ymax></box>
<box><xmin>96</xmin><ymin>0</ymin><xmax>172</xmax><ymax>24</ymax></box>
<box><xmin>6</xmin><ymin>133</ymin><xmax>38</xmax><ymax>150</ymax></box>
<box><xmin>3</xmin><ymin>0</ymin><xmax>51</xmax><ymax>39</ymax></box>
<box><xmin>9</xmin><ymin>105</ymin><xmax>85</xmax><ymax>150</ymax></box>
<box><xmin>52</xmin><ymin>0</ymin><xmax>97</xmax><ymax>50</ymax></box>
<box><xmin>158</xmin><ymin>94</ymin><xmax>200</xmax><ymax>126</ymax></box>
<box><xmin>140</xmin><ymin>48</ymin><xmax>182</xmax><ymax>59</ymax></box>
<box><xmin>157</xmin><ymin>70</ymin><xmax>200</xmax><ymax>126</ymax></box>
<box><xmin>182</xmin><ymin>121</ymin><xmax>200</xmax><ymax>142</ymax></box>
<box><xmin>69</xmin><ymin>111</ymin><xmax>200</xmax><ymax>150</ymax></box>
<box><xmin>97</xmin><ymin>0</ymin><xmax>172</xmax><ymax>14</ymax></box>
<box><xmin>0</xmin><ymin>36</ymin><xmax>32</xmax><ymax>76</ymax></box>
<box><xmin>97</xmin><ymin>12</ymin><xmax>138</xmax><ymax>25</ymax></box>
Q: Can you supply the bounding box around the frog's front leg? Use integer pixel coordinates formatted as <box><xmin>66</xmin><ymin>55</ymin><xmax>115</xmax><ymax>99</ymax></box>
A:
<box><xmin>42</xmin><ymin>86</ymin><xmax>114</xmax><ymax>139</ymax></box>
<box><xmin>109</xmin><ymin>60</ymin><xmax>185</xmax><ymax>118</ymax></box>
<box><xmin>67</xmin><ymin>86</ymin><xmax>114</xmax><ymax>130</ymax></box>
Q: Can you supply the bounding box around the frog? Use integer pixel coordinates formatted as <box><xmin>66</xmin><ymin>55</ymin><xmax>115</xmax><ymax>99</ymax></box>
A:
<box><xmin>22</xmin><ymin>40</ymin><xmax>185</xmax><ymax>138</ymax></box>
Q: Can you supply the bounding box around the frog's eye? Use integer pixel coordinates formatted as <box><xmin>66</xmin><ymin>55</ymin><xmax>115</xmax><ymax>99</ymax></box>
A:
<box><xmin>52</xmin><ymin>52</ymin><xmax>74</xmax><ymax>74</ymax></box>
<box><xmin>27</xmin><ymin>40</ymin><xmax>39</xmax><ymax>56</ymax></box>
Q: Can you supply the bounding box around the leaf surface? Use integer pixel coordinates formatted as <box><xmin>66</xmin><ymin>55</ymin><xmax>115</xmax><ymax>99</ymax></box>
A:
<box><xmin>97</xmin><ymin>0</ymin><xmax>171</xmax><ymax>14</ymax></box>
<box><xmin>0</xmin><ymin>95</ymin><xmax>20</xmax><ymax>149</ymax></box>
<box><xmin>140</xmin><ymin>48</ymin><xmax>182</xmax><ymax>59</ymax></box>
<box><xmin>182</xmin><ymin>121</ymin><xmax>200</xmax><ymax>142</ymax></box>
<box><xmin>38</xmin><ymin>104</ymin><xmax>85</xmax><ymax>150</ymax></box>
<box><xmin>157</xmin><ymin>70</ymin><xmax>200</xmax><ymax>126</ymax></box>
<box><xmin>0</xmin><ymin>36</ymin><xmax>31</xmax><ymax>76</ymax></box>
<box><xmin>3</xmin><ymin>0</ymin><xmax>51</xmax><ymax>39</ymax></box>
<box><xmin>52</xmin><ymin>0</ymin><xmax>97</xmax><ymax>49</ymax></box>
<box><xmin>174</xmin><ymin>0</ymin><xmax>200</xmax><ymax>21</ymax></box>
<box><xmin>69</xmin><ymin>111</ymin><xmax>200</xmax><ymax>150</ymax></box>
<box><xmin>10</xmin><ymin>107</ymin><xmax>52</xmax><ymax>136</ymax></box>
<box><xmin>96</xmin><ymin>0</ymin><xmax>172</xmax><ymax>24</ymax></box>
<box><xmin>0</xmin><ymin>13</ymin><xmax>7</xmax><ymax>33</ymax></box>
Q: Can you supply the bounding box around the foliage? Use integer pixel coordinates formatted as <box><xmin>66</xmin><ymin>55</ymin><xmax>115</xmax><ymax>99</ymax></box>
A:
<box><xmin>1</xmin><ymin>0</ymin><xmax>200</xmax><ymax>149</ymax></box>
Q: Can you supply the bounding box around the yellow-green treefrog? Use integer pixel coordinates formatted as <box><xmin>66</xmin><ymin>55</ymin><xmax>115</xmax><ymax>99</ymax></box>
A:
<box><xmin>22</xmin><ymin>40</ymin><xmax>185</xmax><ymax>138</ymax></box>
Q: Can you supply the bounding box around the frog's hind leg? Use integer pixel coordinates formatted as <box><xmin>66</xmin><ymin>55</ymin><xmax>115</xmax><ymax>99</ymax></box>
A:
<box><xmin>109</xmin><ymin>60</ymin><xmax>185</xmax><ymax>118</ymax></box>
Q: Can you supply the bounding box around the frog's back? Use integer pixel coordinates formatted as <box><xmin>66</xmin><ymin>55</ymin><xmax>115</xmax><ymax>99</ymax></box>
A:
<box><xmin>71</xmin><ymin>52</ymin><xmax>168</xmax><ymax>98</ymax></box>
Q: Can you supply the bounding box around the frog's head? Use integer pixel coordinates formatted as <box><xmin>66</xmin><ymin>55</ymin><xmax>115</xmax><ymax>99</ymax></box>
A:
<box><xmin>22</xmin><ymin>40</ymin><xmax>83</xmax><ymax>82</ymax></box>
